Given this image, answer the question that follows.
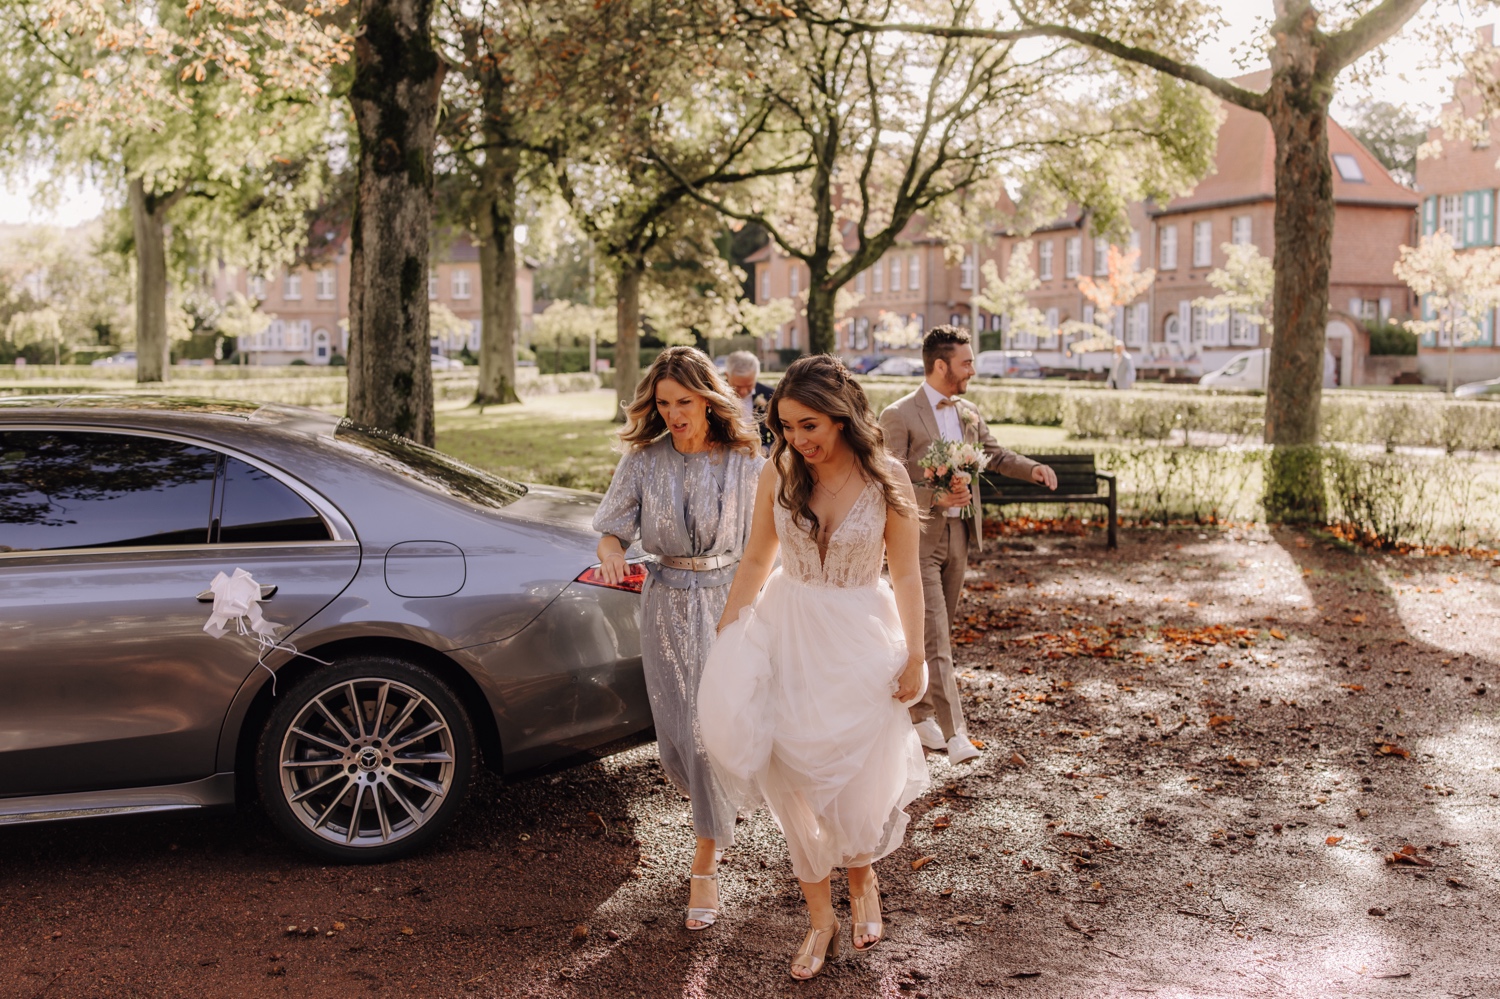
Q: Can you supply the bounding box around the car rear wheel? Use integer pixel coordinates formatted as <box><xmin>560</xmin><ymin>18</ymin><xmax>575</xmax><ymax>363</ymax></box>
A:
<box><xmin>256</xmin><ymin>657</ymin><xmax>474</xmax><ymax>863</ymax></box>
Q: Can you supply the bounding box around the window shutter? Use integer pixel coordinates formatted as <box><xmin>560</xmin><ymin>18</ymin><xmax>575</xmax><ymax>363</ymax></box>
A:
<box><xmin>1178</xmin><ymin>301</ymin><xmax>1191</xmax><ymax>344</ymax></box>
<box><xmin>1464</xmin><ymin>191</ymin><xmax>1479</xmax><ymax>246</ymax></box>
<box><xmin>1481</xmin><ymin>190</ymin><xmax>1496</xmax><ymax>245</ymax></box>
<box><xmin>1423</xmin><ymin>197</ymin><xmax>1437</xmax><ymax>236</ymax></box>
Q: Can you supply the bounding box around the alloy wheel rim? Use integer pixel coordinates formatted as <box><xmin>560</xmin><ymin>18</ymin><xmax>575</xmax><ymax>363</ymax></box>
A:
<box><xmin>278</xmin><ymin>678</ymin><xmax>456</xmax><ymax>848</ymax></box>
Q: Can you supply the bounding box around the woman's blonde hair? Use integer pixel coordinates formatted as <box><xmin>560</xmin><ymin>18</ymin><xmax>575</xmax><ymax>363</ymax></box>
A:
<box><xmin>767</xmin><ymin>354</ymin><xmax>918</xmax><ymax>540</ymax></box>
<box><xmin>617</xmin><ymin>346</ymin><xmax>760</xmax><ymax>453</ymax></box>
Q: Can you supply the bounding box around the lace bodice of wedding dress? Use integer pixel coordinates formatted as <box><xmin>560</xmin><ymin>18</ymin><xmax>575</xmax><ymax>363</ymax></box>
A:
<box><xmin>773</xmin><ymin>479</ymin><xmax>885</xmax><ymax>589</ymax></box>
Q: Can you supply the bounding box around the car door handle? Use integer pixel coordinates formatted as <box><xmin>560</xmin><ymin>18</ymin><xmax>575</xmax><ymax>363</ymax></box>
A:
<box><xmin>197</xmin><ymin>584</ymin><xmax>278</xmax><ymax>602</ymax></box>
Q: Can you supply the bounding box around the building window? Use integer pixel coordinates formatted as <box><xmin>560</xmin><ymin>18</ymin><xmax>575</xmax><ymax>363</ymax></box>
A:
<box><xmin>1230</xmin><ymin>312</ymin><xmax>1257</xmax><ymax>346</ymax></box>
<box><xmin>1192</xmin><ymin>221</ymin><xmax>1213</xmax><ymax>267</ymax></box>
<box><xmin>992</xmin><ymin>314</ymin><xmax>1003</xmax><ymax>332</ymax></box>
<box><xmin>958</xmin><ymin>254</ymin><xmax>975</xmax><ymax>290</ymax></box>
<box><xmin>889</xmin><ymin>256</ymin><xmax>901</xmax><ymax>293</ymax></box>
<box><xmin>428</xmin><ymin>271</ymin><xmax>438</xmax><ymax>300</ymax></box>
<box><xmin>871</xmin><ymin>261</ymin><xmax>882</xmax><ymax>293</ymax></box>
<box><xmin>1038</xmin><ymin>241</ymin><xmax>1054</xmax><ymax>280</ymax></box>
<box><xmin>1064</xmin><ymin>237</ymin><xmax>1081</xmax><ymax>278</ymax></box>
<box><xmin>791</xmin><ymin>266</ymin><xmax>801</xmax><ymax>296</ymax></box>
<box><xmin>1332</xmin><ymin>153</ymin><xmax>1365</xmax><ymax>182</ymax></box>
<box><xmin>1440</xmin><ymin>194</ymin><xmax>1464</xmax><ymax>242</ymax></box>
<box><xmin>1126</xmin><ymin>302</ymin><xmax>1149</xmax><ymax>347</ymax></box>
<box><xmin>760</xmin><ymin>270</ymin><xmax>770</xmax><ymax>302</ymax></box>
<box><xmin>1093</xmin><ymin>240</ymin><xmax>1109</xmax><ymax>277</ymax></box>
<box><xmin>315</xmin><ymin>268</ymin><xmax>336</xmax><ymax>300</ymax></box>
<box><xmin>949</xmin><ymin>312</ymin><xmax>963</xmax><ymax>326</ymax></box>
<box><xmin>1159</xmin><ymin>227</ymin><xmax>1177</xmax><ymax>270</ymax></box>
<box><xmin>909</xmin><ymin>254</ymin><xmax>920</xmax><ymax>291</ymax></box>
<box><xmin>1231</xmin><ymin>216</ymin><xmax>1252</xmax><ymax>245</ymax></box>
<box><xmin>855</xmin><ymin>271</ymin><xmax>866</xmax><ymax>295</ymax></box>
<box><xmin>452</xmin><ymin>269</ymin><xmax>471</xmax><ymax>299</ymax></box>
<box><xmin>284</xmin><ymin>274</ymin><xmax>302</xmax><ymax>300</ymax></box>
<box><xmin>248</xmin><ymin>275</ymin><xmax>266</xmax><ymax>299</ymax></box>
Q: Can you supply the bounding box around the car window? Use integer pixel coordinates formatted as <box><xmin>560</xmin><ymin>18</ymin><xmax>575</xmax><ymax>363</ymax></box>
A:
<box><xmin>0</xmin><ymin>430</ymin><xmax>216</xmax><ymax>552</ymax></box>
<box><xmin>1223</xmin><ymin>357</ymin><xmax>1248</xmax><ymax>377</ymax></box>
<box><xmin>332</xmin><ymin>422</ymin><xmax>526</xmax><ymax>509</ymax></box>
<box><xmin>219</xmin><ymin>458</ymin><xmax>331</xmax><ymax>544</ymax></box>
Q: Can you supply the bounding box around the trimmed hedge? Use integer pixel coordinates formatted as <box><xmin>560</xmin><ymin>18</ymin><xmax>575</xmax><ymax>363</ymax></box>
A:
<box><xmin>856</xmin><ymin>378</ymin><xmax>1500</xmax><ymax>452</ymax></box>
<box><xmin>987</xmin><ymin>442</ymin><xmax>1500</xmax><ymax>550</ymax></box>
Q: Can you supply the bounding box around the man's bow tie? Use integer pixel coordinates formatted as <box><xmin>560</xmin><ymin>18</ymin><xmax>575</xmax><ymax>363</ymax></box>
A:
<box><xmin>935</xmin><ymin>398</ymin><xmax>957</xmax><ymax>409</ymax></box>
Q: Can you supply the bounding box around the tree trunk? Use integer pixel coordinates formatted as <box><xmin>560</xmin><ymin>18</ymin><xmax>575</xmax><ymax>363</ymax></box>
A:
<box><xmin>346</xmin><ymin>0</ymin><xmax>443</xmax><ymax>446</ymax></box>
<box><xmin>1261</xmin><ymin>51</ymin><xmax>1336</xmax><ymax>521</ymax></box>
<box><xmin>128</xmin><ymin>177</ymin><xmax>173</xmax><ymax>384</ymax></box>
<box><xmin>476</xmin><ymin>141</ymin><xmax>521</xmax><ymax>407</ymax></box>
<box><xmin>805</xmin><ymin>278</ymin><xmax>837</xmax><ymax>355</ymax></box>
<box><xmin>613</xmin><ymin>261</ymin><xmax>644</xmax><ymax>422</ymax></box>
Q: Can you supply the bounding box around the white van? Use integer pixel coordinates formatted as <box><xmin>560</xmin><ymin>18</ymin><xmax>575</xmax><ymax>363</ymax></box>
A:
<box><xmin>1199</xmin><ymin>348</ymin><xmax>1337</xmax><ymax>390</ymax></box>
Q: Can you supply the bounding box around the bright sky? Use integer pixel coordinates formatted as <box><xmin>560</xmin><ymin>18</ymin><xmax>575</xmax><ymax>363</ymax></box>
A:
<box><xmin>0</xmin><ymin>2</ymin><xmax>1484</xmax><ymax>229</ymax></box>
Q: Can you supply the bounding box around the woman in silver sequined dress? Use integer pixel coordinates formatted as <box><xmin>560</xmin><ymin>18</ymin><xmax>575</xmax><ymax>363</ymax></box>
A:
<box><xmin>592</xmin><ymin>347</ymin><xmax>765</xmax><ymax>931</ymax></box>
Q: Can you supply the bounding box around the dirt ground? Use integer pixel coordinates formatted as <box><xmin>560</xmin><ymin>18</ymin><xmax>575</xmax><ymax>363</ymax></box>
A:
<box><xmin>2</xmin><ymin>525</ymin><xmax>1498</xmax><ymax>999</ymax></box>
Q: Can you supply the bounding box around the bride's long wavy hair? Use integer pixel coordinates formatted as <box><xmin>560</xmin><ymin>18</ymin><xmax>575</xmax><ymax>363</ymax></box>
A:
<box><xmin>768</xmin><ymin>354</ymin><xmax>918</xmax><ymax>541</ymax></box>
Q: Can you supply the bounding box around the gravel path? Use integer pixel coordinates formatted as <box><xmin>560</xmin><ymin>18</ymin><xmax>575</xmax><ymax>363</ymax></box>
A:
<box><xmin>2</xmin><ymin>526</ymin><xmax>1497</xmax><ymax>998</ymax></box>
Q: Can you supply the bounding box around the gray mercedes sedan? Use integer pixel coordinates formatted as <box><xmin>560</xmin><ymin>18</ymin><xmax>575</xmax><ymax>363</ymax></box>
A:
<box><xmin>0</xmin><ymin>396</ymin><xmax>650</xmax><ymax>862</ymax></box>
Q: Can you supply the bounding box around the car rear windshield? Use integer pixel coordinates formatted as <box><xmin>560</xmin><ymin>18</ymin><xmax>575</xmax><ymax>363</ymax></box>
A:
<box><xmin>332</xmin><ymin>422</ymin><xmax>526</xmax><ymax>509</ymax></box>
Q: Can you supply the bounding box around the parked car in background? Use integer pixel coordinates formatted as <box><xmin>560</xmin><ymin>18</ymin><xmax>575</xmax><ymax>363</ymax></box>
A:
<box><xmin>1456</xmin><ymin>376</ymin><xmax>1500</xmax><ymax>399</ymax></box>
<box><xmin>845</xmin><ymin>354</ymin><xmax>888</xmax><ymax>375</ymax></box>
<box><xmin>868</xmin><ymin>356</ymin><xmax>925</xmax><ymax>377</ymax></box>
<box><xmin>975</xmin><ymin>350</ymin><xmax>1043</xmax><ymax>379</ymax></box>
<box><xmin>431</xmin><ymin>353</ymin><xmax>467</xmax><ymax>370</ymax></box>
<box><xmin>90</xmin><ymin>351</ymin><xmax>136</xmax><ymax>368</ymax></box>
<box><xmin>1199</xmin><ymin>348</ymin><xmax>1337</xmax><ymax>390</ymax></box>
<box><xmin>0</xmin><ymin>397</ymin><xmax>650</xmax><ymax>862</ymax></box>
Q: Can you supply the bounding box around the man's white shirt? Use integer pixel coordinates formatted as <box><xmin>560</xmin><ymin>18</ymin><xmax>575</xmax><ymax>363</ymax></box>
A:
<box><xmin>921</xmin><ymin>381</ymin><xmax>964</xmax><ymax>517</ymax></box>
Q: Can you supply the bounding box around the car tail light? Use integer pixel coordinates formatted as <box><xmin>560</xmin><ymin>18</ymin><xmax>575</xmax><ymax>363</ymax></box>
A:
<box><xmin>576</xmin><ymin>561</ymin><xmax>648</xmax><ymax>593</ymax></box>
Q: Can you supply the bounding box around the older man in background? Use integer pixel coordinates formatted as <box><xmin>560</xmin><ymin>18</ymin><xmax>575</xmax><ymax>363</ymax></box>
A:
<box><xmin>1107</xmin><ymin>342</ymin><xmax>1136</xmax><ymax>391</ymax></box>
<box><xmin>724</xmin><ymin>350</ymin><xmax>775</xmax><ymax>452</ymax></box>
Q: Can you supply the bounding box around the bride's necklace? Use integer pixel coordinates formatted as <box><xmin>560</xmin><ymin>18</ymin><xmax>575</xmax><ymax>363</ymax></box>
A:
<box><xmin>815</xmin><ymin>460</ymin><xmax>858</xmax><ymax>498</ymax></box>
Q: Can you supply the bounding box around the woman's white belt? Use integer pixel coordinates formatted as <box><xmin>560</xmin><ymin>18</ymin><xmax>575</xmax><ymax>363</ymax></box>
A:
<box><xmin>655</xmin><ymin>553</ymin><xmax>739</xmax><ymax>572</ymax></box>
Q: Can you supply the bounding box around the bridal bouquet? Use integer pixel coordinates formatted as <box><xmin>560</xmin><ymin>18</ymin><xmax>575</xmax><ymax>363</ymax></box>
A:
<box><xmin>919</xmin><ymin>439</ymin><xmax>985</xmax><ymax>517</ymax></box>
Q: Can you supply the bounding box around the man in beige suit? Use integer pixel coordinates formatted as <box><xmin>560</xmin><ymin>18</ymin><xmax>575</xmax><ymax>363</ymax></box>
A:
<box><xmin>880</xmin><ymin>326</ymin><xmax>1057</xmax><ymax>762</ymax></box>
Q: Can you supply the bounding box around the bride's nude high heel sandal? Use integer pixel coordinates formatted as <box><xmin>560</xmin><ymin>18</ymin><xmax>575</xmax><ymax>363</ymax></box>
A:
<box><xmin>685</xmin><ymin>872</ymin><xmax>719</xmax><ymax>930</ymax></box>
<box><xmin>850</xmin><ymin>874</ymin><xmax>884</xmax><ymax>950</ymax></box>
<box><xmin>790</xmin><ymin>920</ymin><xmax>841</xmax><ymax>980</ymax></box>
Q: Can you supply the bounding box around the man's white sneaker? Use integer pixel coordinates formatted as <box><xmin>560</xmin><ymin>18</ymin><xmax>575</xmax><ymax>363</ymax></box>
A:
<box><xmin>946</xmin><ymin>735</ymin><xmax>981</xmax><ymax>764</ymax></box>
<box><xmin>913</xmin><ymin>719</ymin><xmax>946</xmax><ymax>751</ymax></box>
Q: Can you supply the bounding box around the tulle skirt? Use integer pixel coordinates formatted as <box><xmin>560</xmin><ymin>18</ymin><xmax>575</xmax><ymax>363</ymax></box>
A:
<box><xmin>697</xmin><ymin>569</ymin><xmax>929</xmax><ymax>882</ymax></box>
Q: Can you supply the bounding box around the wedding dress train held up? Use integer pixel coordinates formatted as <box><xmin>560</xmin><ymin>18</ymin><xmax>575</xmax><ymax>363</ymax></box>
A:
<box><xmin>698</xmin><ymin>477</ymin><xmax>929</xmax><ymax>883</ymax></box>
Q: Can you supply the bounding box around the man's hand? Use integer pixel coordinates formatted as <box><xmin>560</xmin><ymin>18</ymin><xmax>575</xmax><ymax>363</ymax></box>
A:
<box><xmin>935</xmin><ymin>483</ymin><xmax>972</xmax><ymax>508</ymax></box>
<box><xmin>1031</xmin><ymin>464</ymin><xmax>1058</xmax><ymax>491</ymax></box>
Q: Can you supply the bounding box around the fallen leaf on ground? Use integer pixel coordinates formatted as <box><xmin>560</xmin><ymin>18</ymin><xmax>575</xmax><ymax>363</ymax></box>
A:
<box><xmin>933</xmin><ymin>814</ymin><xmax>951</xmax><ymax>830</ymax></box>
<box><xmin>400</xmin><ymin>927</ymin><xmax>415</xmax><ymax>936</ymax></box>
<box><xmin>1270</xmin><ymin>629</ymin><xmax>1287</xmax><ymax>640</ymax></box>
<box><xmin>1009</xmin><ymin>752</ymin><xmax>1027</xmax><ymax>766</ymax></box>
<box><xmin>1385</xmin><ymin>845</ymin><xmax>1432</xmax><ymax>867</ymax></box>
<box><xmin>1326</xmin><ymin>836</ymin><xmax>1343</xmax><ymax>846</ymax></box>
<box><xmin>1208</xmin><ymin>714</ymin><xmax>1235</xmax><ymax>728</ymax></box>
<box><xmin>1375</xmin><ymin>743</ymin><xmax>1410</xmax><ymax>758</ymax></box>
<box><xmin>911</xmin><ymin>855</ymin><xmax>936</xmax><ymax>871</ymax></box>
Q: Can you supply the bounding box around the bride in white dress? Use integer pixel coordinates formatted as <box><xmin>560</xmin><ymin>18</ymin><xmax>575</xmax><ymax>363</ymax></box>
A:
<box><xmin>699</xmin><ymin>355</ymin><xmax>930</xmax><ymax>980</ymax></box>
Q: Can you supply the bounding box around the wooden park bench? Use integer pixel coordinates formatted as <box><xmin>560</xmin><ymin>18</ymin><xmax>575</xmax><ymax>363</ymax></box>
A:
<box><xmin>979</xmin><ymin>453</ymin><xmax>1118</xmax><ymax>549</ymax></box>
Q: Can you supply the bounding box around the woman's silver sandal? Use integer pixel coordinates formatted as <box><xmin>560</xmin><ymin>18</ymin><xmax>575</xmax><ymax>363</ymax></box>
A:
<box><xmin>685</xmin><ymin>872</ymin><xmax>719</xmax><ymax>930</ymax></box>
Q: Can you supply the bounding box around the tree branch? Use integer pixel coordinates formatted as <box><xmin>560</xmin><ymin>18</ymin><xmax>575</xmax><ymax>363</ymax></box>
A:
<box><xmin>831</xmin><ymin>15</ymin><xmax>1268</xmax><ymax>113</ymax></box>
<box><xmin>1321</xmin><ymin>0</ymin><xmax>1428</xmax><ymax>73</ymax></box>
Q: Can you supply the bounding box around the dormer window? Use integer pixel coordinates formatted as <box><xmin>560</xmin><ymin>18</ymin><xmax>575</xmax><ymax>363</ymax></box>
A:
<box><xmin>1332</xmin><ymin>153</ymin><xmax>1365</xmax><ymax>183</ymax></box>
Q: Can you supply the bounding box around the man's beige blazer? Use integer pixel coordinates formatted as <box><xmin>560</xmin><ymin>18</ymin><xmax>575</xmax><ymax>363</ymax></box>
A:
<box><xmin>880</xmin><ymin>388</ymin><xmax>1039</xmax><ymax>554</ymax></box>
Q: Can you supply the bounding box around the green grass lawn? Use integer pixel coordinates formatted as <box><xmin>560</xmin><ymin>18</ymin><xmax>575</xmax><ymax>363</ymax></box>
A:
<box><xmin>436</xmin><ymin>390</ymin><xmax>625</xmax><ymax>492</ymax></box>
<box><xmin>435</xmin><ymin>390</ymin><xmax>1072</xmax><ymax>493</ymax></box>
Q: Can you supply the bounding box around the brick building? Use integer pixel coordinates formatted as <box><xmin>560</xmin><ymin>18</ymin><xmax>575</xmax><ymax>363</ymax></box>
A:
<box><xmin>212</xmin><ymin>234</ymin><xmax>534</xmax><ymax>366</ymax></box>
<box><xmin>748</xmin><ymin>75</ymin><xmax>1419</xmax><ymax>384</ymax></box>
<box><xmin>1412</xmin><ymin>24</ymin><xmax>1500</xmax><ymax>385</ymax></box>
